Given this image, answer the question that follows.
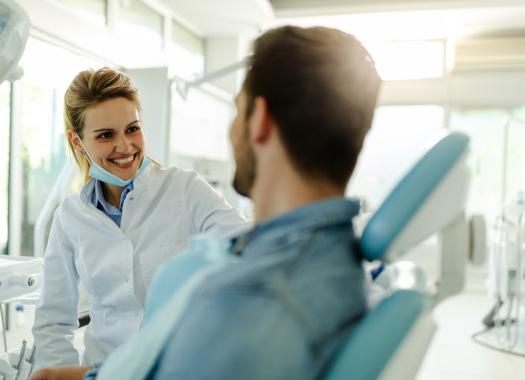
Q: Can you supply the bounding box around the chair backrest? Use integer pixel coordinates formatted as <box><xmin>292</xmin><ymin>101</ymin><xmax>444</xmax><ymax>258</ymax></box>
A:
<box><xmin>324</xmin><ymin>132</ymin><xmax>471</xmax><ymax>380</ymax></box>
<box><xmin>323</xmin><ymin>290</ymin><xmax>427</xmax><ymax>380</ymax></box>
<box><xmin>360</xmin><ymin>132</ymin><xmax>470</xmax><ymax>263</ymax></box>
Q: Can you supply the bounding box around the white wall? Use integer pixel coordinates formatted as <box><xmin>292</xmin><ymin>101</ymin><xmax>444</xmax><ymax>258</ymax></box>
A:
<box><xmin>126</xmin><ymin>67</ymin><xmax>172</xmax><ymax>165</ymax></box>
<box><xmin>205</xmin><ymin>37</ymin><xmax>247</xmax><ymax>94</ymax></box>
<box><xmin>379</xmin><ymin>70</ymin><xmax>525</xmax><ymax>108</ymax></box>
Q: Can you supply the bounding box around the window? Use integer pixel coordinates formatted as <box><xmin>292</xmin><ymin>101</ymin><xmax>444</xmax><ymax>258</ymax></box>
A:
<box><xmin>284</xmin><ymin>13</ymin><xmax>447</xmax><ymax>80</ymax></box>
<box><xmin>170</xmin><ymin>87</ymin><xmax>233</xmax><ymax>161</ymax></box>
<box><xmin>56</xmin><ymin>0</ymin><xmax>107</xmax><ymax>27</ymax></box>
<box><xmin>118</xmin><ymin>0</ymin><xmax>163</xmax><ymax>49</ymax></box>
<box><xmin>449</xmin><ymin>108</ymin><xmax>508</xmax><ymax>221</ymax></box>
<box><xmin>17</xmin><ymin>38</ymin><xmax>100</xmax><ymax>256</ymax></box>
<box><xmin>364</xmin><ymin>40</ymin><xmax>445</xmax><ymax>80</ymax></box>
<box><xmin>0</xmin><ymin>82</ymin><xmax>9</xmax><ymax>255</ymax></box>
<box><xmin>348</xmin><ymin>105</ymin><xmax>446</xmax><ymax>209</ymax></box>
<box><xmin>504</xmin><ymin>111</ymin><xmax>525</xmax><ymax>208</ymax></box>
<box><xmin>169</xmin><ymin>20</ymin><xmax>205</xmax><ymax>79</ymax></box>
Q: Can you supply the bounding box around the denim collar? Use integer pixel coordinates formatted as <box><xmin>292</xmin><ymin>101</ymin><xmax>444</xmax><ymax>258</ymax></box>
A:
<box><xmin>232</xmin><ymin>197</ymin><xmax>360</xmax><ymax>258</ymax></box>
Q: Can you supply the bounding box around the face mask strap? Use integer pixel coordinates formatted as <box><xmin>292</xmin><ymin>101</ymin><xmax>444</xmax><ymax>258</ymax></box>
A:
<box><xmin>141</xmin><ymin>133</ymin><xmax>152</xmax><ymax>162</ymax></box>
<box><xmin>75</xmin><ymin>133</ymin><xmax>96</xmax><ymax>165</ymax></box>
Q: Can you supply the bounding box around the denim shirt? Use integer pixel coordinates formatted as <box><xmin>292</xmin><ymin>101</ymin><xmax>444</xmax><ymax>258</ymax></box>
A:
<box><xmin>86</xmin><ymin>197</ymin><xmax>366</xmax><ymax>380</ymax></box>
<box><xmin>90</xmin><ymin>179</ymin><xmax>133</xmax><ymax>227</ymax></box>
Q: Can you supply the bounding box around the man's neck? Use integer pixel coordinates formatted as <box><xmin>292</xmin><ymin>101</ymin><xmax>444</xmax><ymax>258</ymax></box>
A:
<box><xmin>251</xmin><ymin>169</ymin><xmax>344</xmax><ymax>223</ymax></box>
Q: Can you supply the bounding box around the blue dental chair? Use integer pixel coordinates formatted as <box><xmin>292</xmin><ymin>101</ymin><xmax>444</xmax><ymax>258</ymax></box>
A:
<box><xmin>324</xmin><ymin>132</ymin><xmax>471</xmax><ymax>380</ymax></box>
<box><xmin>143</xmin><ymin>132</ymin><xmax>471</xmax><ymax>380</ymax></box>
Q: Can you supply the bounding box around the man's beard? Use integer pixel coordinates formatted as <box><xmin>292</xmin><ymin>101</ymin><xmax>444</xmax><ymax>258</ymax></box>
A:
<box><xmin>232</xmin><ymin>143</ymin><xmax>256</xmax><ymax>198</ymax></box>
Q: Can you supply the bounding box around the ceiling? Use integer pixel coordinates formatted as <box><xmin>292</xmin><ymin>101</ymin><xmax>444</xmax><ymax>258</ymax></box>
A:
<box><xmin>269</xmin><ymin>0</ymin><xmax>525</xmax><ymax>16</ymax></box>
<box><xmin>275</xmin><ymin>6</ymin><xmax>525</xmax><ymax>41</ymax></box>
<box><xmin>158</xmin><ymin>0</ymin><xmax>273</xmax><ymax>37</ymax></box>
<box><xmin>159</xmin><ymin>0</ymin><xmax>525</xmax><ymax>40</ymax></box>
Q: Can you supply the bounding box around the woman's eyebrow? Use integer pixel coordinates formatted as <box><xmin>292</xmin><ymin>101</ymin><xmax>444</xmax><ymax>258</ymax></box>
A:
<box><xmin>92</xmin><ymin>120</ymin><xmax>141</xmax><ymax>133</ymax></box>
<box><xmin>92</xmin><ymin>128</ymin><xmax>113</xmax><ymax>134</ymax></box>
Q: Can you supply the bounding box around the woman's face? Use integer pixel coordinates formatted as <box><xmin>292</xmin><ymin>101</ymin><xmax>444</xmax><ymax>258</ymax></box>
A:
<box><xmin>72</xmin><ymin>97</ymin><xmax>145</xmax><ymax>180</ymax></box>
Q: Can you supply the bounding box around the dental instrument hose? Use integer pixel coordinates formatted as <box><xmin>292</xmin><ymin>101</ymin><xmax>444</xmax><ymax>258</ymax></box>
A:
<box><xmin>472</xmin><ymin>201</ymin><xmax>525</xmax><ymax>357</ymax></box>
<box><xmin>0</xmin><ymin>303</ymin><xmax>7</xmax><ymax>352</ymax></box>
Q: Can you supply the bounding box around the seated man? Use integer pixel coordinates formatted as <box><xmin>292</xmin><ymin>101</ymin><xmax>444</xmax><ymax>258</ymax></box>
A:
<box><xmin>30</xmin><ymin>25</ymin><xmax>381</xmax><ymax>380</ymax></box>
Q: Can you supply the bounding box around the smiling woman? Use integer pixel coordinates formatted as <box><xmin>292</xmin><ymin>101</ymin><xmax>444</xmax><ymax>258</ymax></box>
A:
<box><xmin>64</xmin><ymin>68</ymin><xmax>142</xmax><ymax>183</ymax></box>
<box><xmin>72</xmin><ymin>97</ymin><xmax>147</xmax><ymax>205</ymax></box>
<box><xmin>83</xmin><ymin>105</ymin><xmax>143</xmax><ymax>172</ymax></box>
<box><xmin>31</xmin><ymin>67</ymin><xmax>250</xmax><ymax>369</ymax></box>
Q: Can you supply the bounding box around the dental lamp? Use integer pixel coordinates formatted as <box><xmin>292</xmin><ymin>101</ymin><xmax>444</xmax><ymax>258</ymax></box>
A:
<box><xmin>0</xmin><ymin>0</ymin><xmax>30</xmax><ymax>83</ymax></box>
<box><xmin>173</xmin><ymin>57</ymin><xmax>249</xmax><ymax>100</ymax></box>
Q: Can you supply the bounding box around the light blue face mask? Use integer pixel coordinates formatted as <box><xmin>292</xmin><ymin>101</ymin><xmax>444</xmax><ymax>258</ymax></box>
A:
<box><xmin>76</xmin><ymin>134</ymin><xmax>151</xmax><ymax>187</ymax></box>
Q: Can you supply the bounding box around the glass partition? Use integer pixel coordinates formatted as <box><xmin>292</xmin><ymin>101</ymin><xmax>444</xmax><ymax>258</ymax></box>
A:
<box><xmin>169</xmin><ymin>20</ymin><xmax>205</xmax><ymax>79</ymax></box>
<box><xmin>18</xmin><ymin>37</ymin><xmax>100</xmax><ymax>256</ymax></box>
<box><xmin>0</xmin><ymin>82</ymin><xmax>10</xmax><ymax>255</ymax></box>
<box><xmin>170</xmin><ymin>87</ymin><xmax>233</xmax><ymax>161</ymax></box>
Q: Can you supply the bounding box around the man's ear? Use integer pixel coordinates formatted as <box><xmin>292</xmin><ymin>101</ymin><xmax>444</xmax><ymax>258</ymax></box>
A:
<box><xmin>248</xmin><ymin>96</ymin><xmax>273</xmax><ymax>144</ymax></box>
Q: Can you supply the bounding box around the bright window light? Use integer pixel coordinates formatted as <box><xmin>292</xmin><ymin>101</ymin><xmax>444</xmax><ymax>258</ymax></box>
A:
<box><xmin>276</xmin><ymin>10</ymin><xmax>452</xmax><ymax>81</ymax></box>
<box><xmin>364</xmin><ymin>40</ymin><xmax>445</xmax><ymax>81</ymax></box>
<box><xmin>170</xmin><ymin>87</ymin><xmax>233</xmax><ymax>161</ymax></box>
<box><xmin>348</xmin><ymin>105</ymin><xmax>447</xmax><ymax>209</ymax></box>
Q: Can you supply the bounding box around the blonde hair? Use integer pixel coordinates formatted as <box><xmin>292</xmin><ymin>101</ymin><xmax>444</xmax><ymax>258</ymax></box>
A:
<box><xmin>64</xmin><ymin>67</ymin><xmax>141</xmax><ymax>182</ymax></box>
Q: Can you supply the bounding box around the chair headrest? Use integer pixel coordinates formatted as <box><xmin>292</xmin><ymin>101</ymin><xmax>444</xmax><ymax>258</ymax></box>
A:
<box><xmin>359</xmin><ymin>132</ymin><xmax>470</xmax><ymax>262</ymax></box>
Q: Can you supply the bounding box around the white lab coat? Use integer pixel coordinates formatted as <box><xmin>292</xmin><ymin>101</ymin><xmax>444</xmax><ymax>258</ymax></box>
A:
<box><xmin>32</xmin><ymin>164</ymin><xmax>250</xmax><ymax>368</ymax></box>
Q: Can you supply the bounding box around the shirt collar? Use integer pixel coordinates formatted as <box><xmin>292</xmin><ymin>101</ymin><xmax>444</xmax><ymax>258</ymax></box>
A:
<box><xmin>232</xmin><ymin>197</ymin><xmax>360</xmax><ymax>257</ymax></box>
<box><xmin>92</xmin><ymin>179</ymin><xmax>134</xmax><ymax>214</ymax></box>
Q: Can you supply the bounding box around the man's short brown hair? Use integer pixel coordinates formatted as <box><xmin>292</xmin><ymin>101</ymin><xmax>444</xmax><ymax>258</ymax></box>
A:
<box><xmin>243</xmin><ymin>26</ymin><xmax>381</xmax><ymax>188</ymax></box>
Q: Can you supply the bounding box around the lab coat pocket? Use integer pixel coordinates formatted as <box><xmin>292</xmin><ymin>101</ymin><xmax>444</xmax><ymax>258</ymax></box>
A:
<box><xmin>140</xmin><ymin>242</ymin><xmax>187</xmax><ymax>290</ymax></box>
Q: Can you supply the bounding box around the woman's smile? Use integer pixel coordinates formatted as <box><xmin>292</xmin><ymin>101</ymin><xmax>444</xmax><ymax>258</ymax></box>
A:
<box><xmin>110</xmin><ymin>153</ymin><xmax>137</xmax><ymax>169</ymax></box>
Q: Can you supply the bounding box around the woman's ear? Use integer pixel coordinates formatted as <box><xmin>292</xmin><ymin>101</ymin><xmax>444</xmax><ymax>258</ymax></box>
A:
<box><xmin>67</xmin><ymin>130</ymin><xmax>84</xmax><ymax>154</ymax></box>
<box><xmin>248</xmin><ymin>96</ymin><xmax>273</xmax><ymax>144</ymax></box>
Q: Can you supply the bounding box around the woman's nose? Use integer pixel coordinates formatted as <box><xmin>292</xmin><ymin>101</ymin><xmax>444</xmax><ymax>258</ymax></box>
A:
<box><xmin>115</xmin><ymin>134</ymin><xmax>133</xmax><ymax>153</ymax></box>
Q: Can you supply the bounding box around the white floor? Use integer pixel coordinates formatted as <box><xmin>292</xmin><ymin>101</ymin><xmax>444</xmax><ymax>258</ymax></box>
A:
<box><xmin>416</xmin><ymin>277</ymin><xmax>525</xmax><ymax>380</ymax></box>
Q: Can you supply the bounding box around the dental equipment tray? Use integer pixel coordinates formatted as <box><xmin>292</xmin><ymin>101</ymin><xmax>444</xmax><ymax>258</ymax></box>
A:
<box><xmin>0</xmin><ymin>255</ymin><xmax>43</xmax><ymax>302</ymax></box>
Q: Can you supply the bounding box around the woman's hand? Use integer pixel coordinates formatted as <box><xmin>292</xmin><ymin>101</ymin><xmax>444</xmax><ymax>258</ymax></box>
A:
<box><xmin>29</xmin><ymin>366</ymin><xmax>91</xmax><ymax>380</ymax></box>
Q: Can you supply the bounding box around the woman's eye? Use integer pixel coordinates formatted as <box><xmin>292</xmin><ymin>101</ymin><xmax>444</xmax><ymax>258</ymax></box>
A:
<box><xmin>128</xmin><ymin>126</ymin><xmax>140</xmax><ymax>134</ymax></box>
<box><xmin>98</xmin><ymin>132</ymin><xmax>112</xmax><ymax>139</ymax></box>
